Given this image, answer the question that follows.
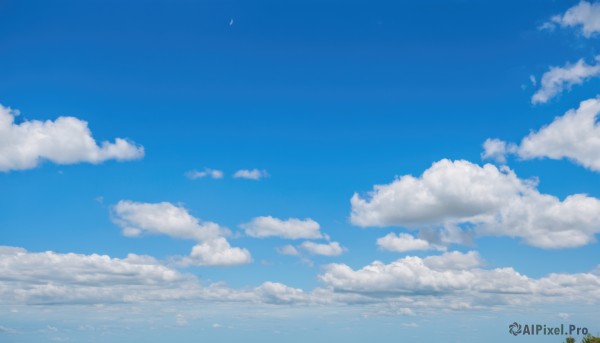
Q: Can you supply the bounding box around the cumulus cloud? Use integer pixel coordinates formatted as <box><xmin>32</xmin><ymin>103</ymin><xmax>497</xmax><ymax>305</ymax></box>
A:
<box><xmin>351</xmin><ymin>159</ymin><xmax>524</xmax><ymax>227</ymax></box>
<box><xmin>543</xmin><ymin>1</ymin><xmax>600</xmax><ymax>37</ymax></box>
<box><xmin>351</xmin><ymin>159</ymin><xmax>600</xmax><ymax>248</ymax></box>
<box><xmin>484</xmin><ymin>98</ymin><xmax>600</xmax><ymax>172</ymax></box>
<box><xmin>112</xmin><ymin>201</ymin><xmax>251</xmax><ymax>266</ymax></box>
<box><xmin>531</xmin><ymin>57</ymin><xmax>600</xmax><ymax>104</ymax></box>
<box><xmin>181</xmin><ymin>238</ymin><xmax>252</xmax><ymax>266</ymax></box>
<box><xmin>376</xmin><ymin>233</ymin><xmax>444</xmax><ymax>253</ymax></box>
<box><xmin>241</xmin><ymin>216</ymin><xmax>323</xmax><ymax>239</ymax></box>
<box><xmin>186</xmin><ymin>168</ymin><xmax>224</xmax><ymax>180</ymax></box>
<box><xmin>517</xmin><ymin>97</ymin><xmax>600</xmax><ymax>171</ymax></box>
<box><xmin>0</xmin><ymin>104</ymin><xmax>144</xmax><ymax>172</ymax></box>
<box><xmin>480</xmin><ymin>191</ymin><xmax>600</xmax><ymax>248</ymax></box>
<box><xmin>233</xmin><ymin>169</ymin><xmax>269</xmax><ymax>180</ymax></box>
<box><xmin>2</xmin><ymin>246</ymin><xmax>600</xmax><ymax>311</ymax></box>
<box><xmin>299</xmin><ymin>241</ymin><xmax>344</xmax><ymax>256</ymax></box>
<box><xmin>112</xmin><ymin>200</ymin><xmax>225</xmax><ymax>241</ymax></box>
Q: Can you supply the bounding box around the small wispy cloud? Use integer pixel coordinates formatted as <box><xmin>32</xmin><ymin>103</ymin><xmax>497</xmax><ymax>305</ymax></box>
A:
<box><xmin>276</xmin><ymin>245</ymin><xmax>299</xmax><ymax>256</ymax></box>
<box><xmin>233</xmin><ymin>169</ymin><xmax>269</xmax><ymax>180</ymax></box>
<box><xmin>0</xmin><ymin>325</ymin><xmax>18</xmax><ymax>334</ymax></box>
<box><xmin>541</xmin><ymin>1</ymin><xmax>600</xmax><ymax>38</ymax></box>
<box><xmin>186</xmin><ymin>168</ymin><xmax>224</xmax><ymax>180</ymax></box>
<box><xmin>529</xmin><ymin>75</ymin><xmax>536</xmax><ymax>87</ymax></box>
<box><xmin>531</xmin><ymin>56</ymin><xmax>600</xmax><ymax>104</ymax></box>
<box><xmin>299</xmin><ymin>241</ymin><xmax>345</xmax><ymax>256</ymax></box>
<box><xmin>242</xmin><ymin>216</ymin><xmax>322</xmax><ymax>239</ymax></box>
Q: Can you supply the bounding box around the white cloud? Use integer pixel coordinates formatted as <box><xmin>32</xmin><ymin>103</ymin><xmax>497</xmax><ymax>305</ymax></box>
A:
<box><xmin>276</xmin><ymin>245</ymin><xmax>299</xmax><ymax>256</ymax></box>
<box><xmin>351</xmin><ymin>159</ymin><xmax>600</xmax><ymax>248</ymax></box>
<box><xmin>481</xmin><ymin>138</ymin><xmax>516</xmax><ymax>164</ymax></box>
<box><xmin>478</xmin><ymin>191</ymin><xmax>600</xmax><ymax>248</ymax></box>
<box><xmin>2</xmin><ymin>246</ymin><xmax>600</xmax><ymax>311</ymax></box>
<box><xmin>255</xmin><ymin>282</ymin><xmax>307</xmax><ymax>304</ymax></box>
<box><xmin>529</xmin><ymin>75</ymin><xmax>537</xmax><ymax>87</ymax></box>
<box><xmin>299</xmin><ymin>241</ymin><xmax>344</xmax><ymax>256</ymax></box>
<box><xmin>0</xmin><ymin>246</ymin><xmax>308</xmax><ymax>306</ymax></box>
<box><xmin>351</xmin><ymin>159</ymin><xmax>524</xmax><ymax>227</ymax></box>
<box><xmin>423</xmin><ymin>251</ymin><xmax>483</xmax><ymax>270</ymax></box>
<box><xmin>0</xmin><ymin>104</ymin><xmax>144</xmax><ymax>172</ymax></box>
<box><xmin>531</xmin><ymin>57</ymin><xmax>600</xmax><ymax>104</ymax></box>
<box><xmin>318</xmin><ymin>251</ymin><xmax>600</xmax><ymax>304</ymax></box>
<box><xmin>485</xmin><ymin>97</ymin><xmax>600</xmax><ymax>172</ymax></box>
<box><xmin>112</xmin><ymin>200</ymin><xmax>225</xmax><ymax>241</ymax></box>
<box><xmin>544</xmin><ymin>1</ymin><xmax>600</xmax><ymax>37</ymax></box>
<box><xmin>233</xmin><ymin>169</ymin><xmax>269</xmax><ymax>180</ymax></box>
<box><xmin>186</xmin><ymin>168</ymin><xmax>224</xmax><ymax>180</ymax></box>
<box><xmin>112</xmin><ymin>201</ymin><xmax>251</xmax><ymax>266</ymax></box>
<box><xmin>517</xmin><ymin>97</ymin><xmax>600</xmax><ymax>171</ymax></box>
<box><xmin>181</xmin><ymin>238</ymin><xmax>252</xmax><ymax>266</ymax></box>
<box><xmin>241</xmin><ymin>216</ymin><xmax>322</xmax><ymax>239</ymax></box>
<box><xmin>376</xmin><ymin>233</ymin><xmax>444</xmax><ymax>253</ymax></box>
<box><xmin>0</xmin><ymin>246</ymin><xmax>191</xmax><ymax>304</ymax></box>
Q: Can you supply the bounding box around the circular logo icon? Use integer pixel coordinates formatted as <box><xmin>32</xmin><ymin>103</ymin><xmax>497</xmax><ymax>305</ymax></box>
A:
<box><xmin>509</xmin><ymin>322</ymin><xmax>522</xmax><ymax>336</ymax></box>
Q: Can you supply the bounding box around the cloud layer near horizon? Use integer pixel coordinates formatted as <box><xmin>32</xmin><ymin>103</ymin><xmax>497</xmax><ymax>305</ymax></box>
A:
<box><xmin>2</xmin><ymin>246</ymin><xmax>599</xmax><ymax>312</ymax></box>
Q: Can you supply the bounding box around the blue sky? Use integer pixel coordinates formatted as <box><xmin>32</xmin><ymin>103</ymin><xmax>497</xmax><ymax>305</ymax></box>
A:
<box><xmin>2</xmin><ymin>0</ymin><xmax>600</xmax><ymax>342</ymax></box>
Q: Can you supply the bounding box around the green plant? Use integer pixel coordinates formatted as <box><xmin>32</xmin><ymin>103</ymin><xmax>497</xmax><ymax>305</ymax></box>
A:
<box><xmin>581</xmin><ymin>335</ymin><xmax>600</xmax><ymax>343</ymax></box>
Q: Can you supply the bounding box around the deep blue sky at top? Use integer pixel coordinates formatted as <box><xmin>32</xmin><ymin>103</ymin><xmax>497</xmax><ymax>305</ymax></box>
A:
<box><xmin>1</xmin><ymin>0</ymin><xmax>599</xmax><ymax>288</ymax></box>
